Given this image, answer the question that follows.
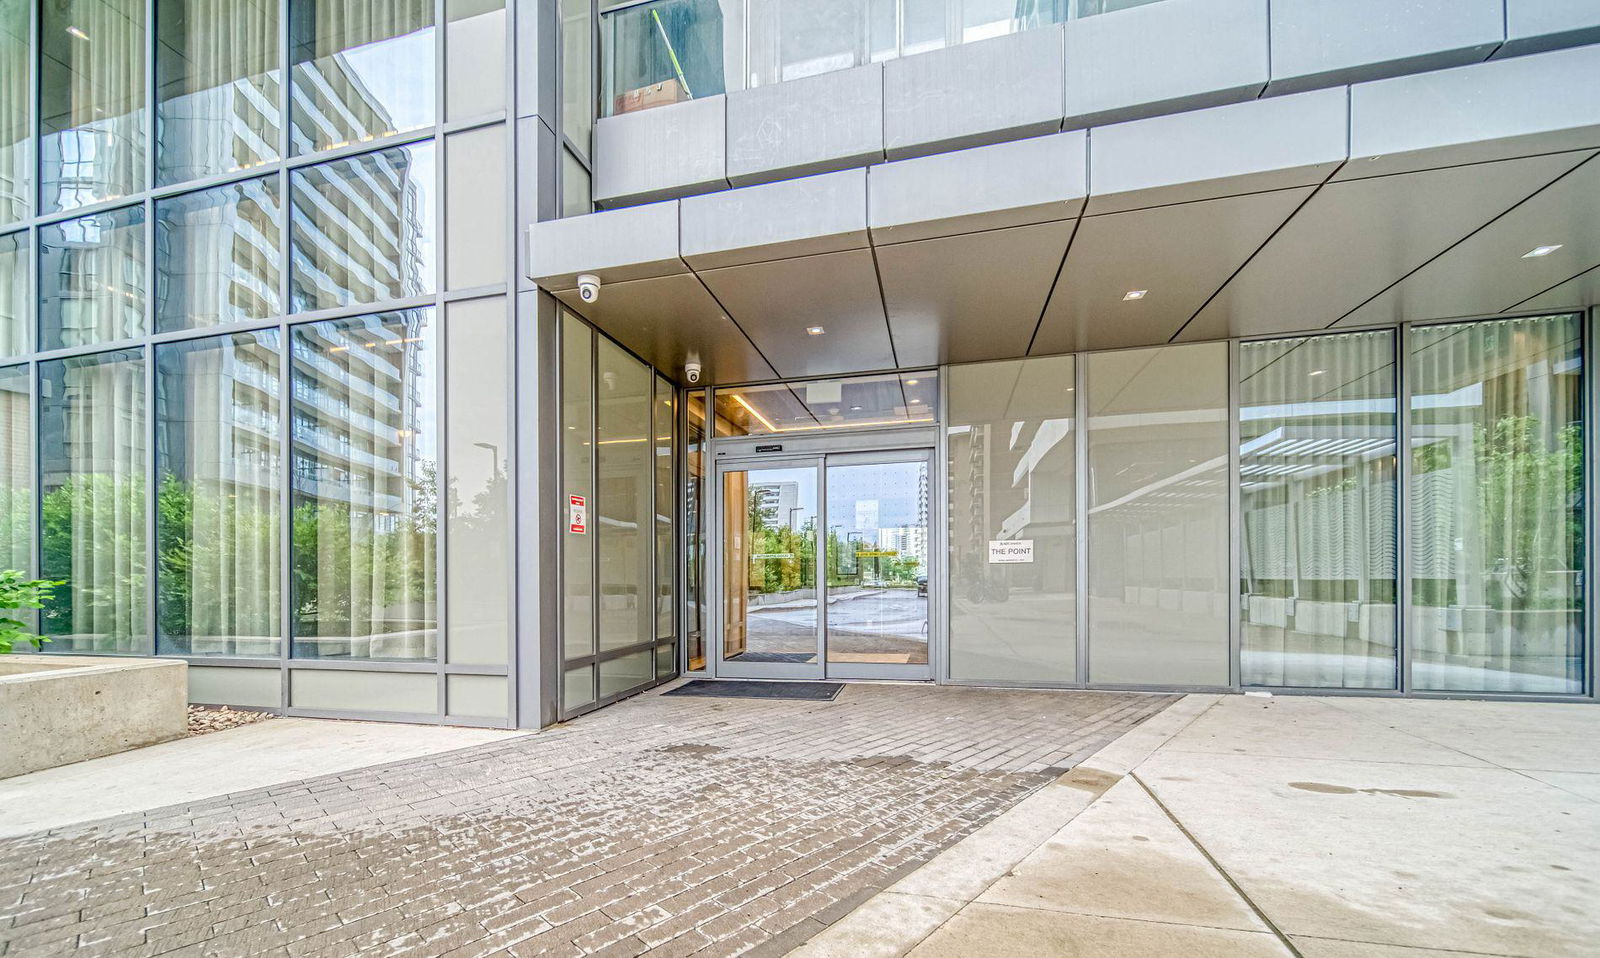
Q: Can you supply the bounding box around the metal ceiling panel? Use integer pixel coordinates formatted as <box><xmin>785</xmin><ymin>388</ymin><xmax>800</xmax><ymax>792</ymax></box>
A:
<box><xmin>696</xmin><ymin>249</ymin><xmax>895</xmax><ymax>379</ymax></box>
<box><xmin>1511</xmin><ymin>263</ymin><xmax>1600</xmax><ymax>313</ymax></box>
<box><xmin>1181</xmin><ymin>150</ymin><xmax>1595</xmax><ymax>341</ymax></box>
<box><xmin>875</xmin><ymin>220</ymin><xmax>1076</xmax><ymax>366</ymax></box>
<box><xmin>528</xmin><ymin>200</ymin><xmax>684</xmax><ymax>290</ymax></box>
<box><xmin>1087</xmin><ymin>88</ymin><xmax>1346</xmax><ymax>215</ymax></box>
<box><xmin>1033</xmin><ymin>187</ymin><xmax>1314</xmax><ymax>354</ymax></box>
<box><xmin>553</xmin><ymin>274</ymin><xmax>776</xmax><ymax>386</ymax></box>
<box><xmin>1336</xmin><ymin>154</ymin><xmax>1600</xmax><ymax>327</ymax></box>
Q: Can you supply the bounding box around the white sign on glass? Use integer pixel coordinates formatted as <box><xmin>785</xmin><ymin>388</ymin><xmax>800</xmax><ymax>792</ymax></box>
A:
<box><xmin>988</xmin><ymin>540</ymin><xmax>1034</xmax><ymax>563</ymax></box>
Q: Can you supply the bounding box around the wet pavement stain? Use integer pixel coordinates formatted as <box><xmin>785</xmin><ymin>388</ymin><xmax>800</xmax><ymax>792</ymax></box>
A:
<box><xmin>1289</xmin><ymin>781</ymin><xmax>1453</xmax><ymax>799</ymax></box>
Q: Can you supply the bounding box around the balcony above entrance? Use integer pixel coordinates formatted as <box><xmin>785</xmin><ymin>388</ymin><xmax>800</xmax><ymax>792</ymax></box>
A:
<box><xmin>528</xmin><ymin>44</ymin><xmax>1600</xmax><ymax>387</ymax></box>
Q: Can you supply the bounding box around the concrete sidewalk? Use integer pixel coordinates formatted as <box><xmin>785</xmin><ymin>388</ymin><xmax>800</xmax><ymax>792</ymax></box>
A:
<box><xmin>790</xmin><ymin>694</ymin><xmax>1600</xmax><ymax>958</ymax></box>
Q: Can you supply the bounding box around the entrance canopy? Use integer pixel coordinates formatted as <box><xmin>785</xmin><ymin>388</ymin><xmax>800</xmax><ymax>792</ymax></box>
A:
<box><xmin>530</xmin><ymin>44</ymin><xmax>1600</xmax><ymax>386</ymax></box>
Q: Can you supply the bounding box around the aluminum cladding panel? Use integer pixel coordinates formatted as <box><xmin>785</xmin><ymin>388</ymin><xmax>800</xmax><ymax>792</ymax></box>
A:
<box><xmin>1501</xmin><ymin>0</ymin><xmax>1600</xmax><ymax>56</ymax></box>
<box><xmin>726</xmin><ymin>64</ymin><xmax>885</xmax><ymax>186</ymax></box>
<box><xmin>884</xmin><ymin>25</ymin><xmax>1065</xmax><ymax>160</ymax></box>
<box><xmin>1267</xmin><ymin>0</ymin><xmax>1504</xmax><ymax>95</ymax></box>
<box><xmin>1063</xmin><ymin>0</ymin><xmax>1268</xmax><ymax>129</ymax></box>
<box><xmin>593</xmin><ymin>95</ymin><xmax>729</xmax><ymax>207</ymax></box>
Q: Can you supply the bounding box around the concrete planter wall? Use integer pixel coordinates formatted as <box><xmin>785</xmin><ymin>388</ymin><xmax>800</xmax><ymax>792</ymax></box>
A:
<box><xmin>0</xmin><ymin>656</ymin><xmax>187</xmax><ymax>779</ymax></box>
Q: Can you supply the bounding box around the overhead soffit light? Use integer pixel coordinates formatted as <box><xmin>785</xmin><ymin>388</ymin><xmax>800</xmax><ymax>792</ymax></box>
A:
<box><xmin>806</xmin><ymin>325</ymin><xmax>825</xmax><ymax>335</ymax></box>
<box><xmin>1123</xmin><ymin>290</ymin><xmax>1147</xmax><ymax>301</ymax></box>
<box><xmin>1523</xmin><ymin>245</ymin><xmax>1564</xmax><ymax>258</ymax></box>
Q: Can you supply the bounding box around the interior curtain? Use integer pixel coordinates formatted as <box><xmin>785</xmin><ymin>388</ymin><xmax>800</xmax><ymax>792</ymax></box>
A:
<box><xmin>0</xmin><ymin>0</ymin><xmax>27</xmax><ymax>222</ymax></box>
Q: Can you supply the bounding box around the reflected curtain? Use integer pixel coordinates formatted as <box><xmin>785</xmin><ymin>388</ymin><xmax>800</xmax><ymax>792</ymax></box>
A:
<box><xmin>0</xmin><ymin>0</ymin><xmax>27</xmax><ymax>222</ymax></box>
<box><xmin>0</xmin><ymin>368</ymin><xmax>28</xmax><ymax>571</ymax></box>
<box><xmin>41</xmin><ymin>0</ymin><xmax>146</xmax><ymax>210</ymax></box>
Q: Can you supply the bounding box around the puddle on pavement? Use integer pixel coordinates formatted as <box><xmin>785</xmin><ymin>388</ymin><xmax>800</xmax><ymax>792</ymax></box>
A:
<box><xmin>1289</xmin><ymin>781</ymin><xmax>1453</xmax><ymax>799</ymax></box>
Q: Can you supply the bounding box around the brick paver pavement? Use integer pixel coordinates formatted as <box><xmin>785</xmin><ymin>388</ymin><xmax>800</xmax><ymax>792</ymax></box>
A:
<box><xmin>0</xmin><ymin>683</ymin><xmax>1174</xmax><ymax>958</ymax></box>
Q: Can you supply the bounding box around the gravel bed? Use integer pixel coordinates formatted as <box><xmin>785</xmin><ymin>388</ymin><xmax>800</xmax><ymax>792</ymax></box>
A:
<box><xmin>186</xmin><ymin>705</ymin><xmax>275</xmax><ymax>737</ymax></box>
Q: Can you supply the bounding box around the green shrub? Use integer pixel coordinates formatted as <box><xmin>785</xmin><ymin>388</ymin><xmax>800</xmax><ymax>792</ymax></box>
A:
<box><xmin>0</xmin><ymin>571</ymin><xmax>64</xmax><ymax>653</ymax></box>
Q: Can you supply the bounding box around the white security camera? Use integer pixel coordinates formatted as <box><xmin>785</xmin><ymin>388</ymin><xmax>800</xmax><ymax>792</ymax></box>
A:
<box><xmin>576</xmin><ymin>274</ymin><xmax>601</xmax><ymax>304</ymax></box>
<box><xmin>684</xmin><ymin>361</ymin><xmax>702</xmax><ymax>385</ymax></box>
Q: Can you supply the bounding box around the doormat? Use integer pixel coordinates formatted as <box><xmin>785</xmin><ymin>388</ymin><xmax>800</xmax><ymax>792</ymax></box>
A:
<box><xmin>663</xmin><ymin>680</ymin><xmax>843</xmax><ymax>701</ymax></box>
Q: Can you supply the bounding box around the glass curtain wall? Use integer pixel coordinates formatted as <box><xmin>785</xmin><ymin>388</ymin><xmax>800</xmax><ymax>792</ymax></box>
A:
<box><xmin>1409</xmin><ymin>316</ymin><xmax>1585</xmax><ymax>694</ymax></box>
<box><xmin>0</xmin><ymin>0</ymin><xmax>28</xmax><ymax>226</ymax></box>
<box><xmin>4</xmin><ymin>0</ymin><xmax>513</xmax><ymax>722</ymax></box>
<box><xmin>39</xmin><ymin>350</ymin><xmax>147</xmax><ymax>653</ymax></box>
<box><xmin>0</xmin><ymin>365</ymin><xmax>28</xmax><ymax>574</ymax></box>
<box><xmin>1086</xmin><ymin>342</ymin><xmax>1230</xmax><ymax>687</ymax></box>
<box><xmin>947</xmin><ymin>356</ymin><xmax>1077</xmax><ymax>683</ymax></box>
<box><xmin>155</xmin><ymin>331</ymin><xmax>282</xmax><ymax>656</ymax></box>
<box><xmin>560</xmin><ymin>314</ymin><xmax>681</xmax><ymax>715</ymax></box>
<box><xmin>684</xmin><ymin>390</ymin><xmax>707</xmax><ymax>671</ymax></box>
<box><xmin>1239</xmin><ymin>331</ymin><xmax>1398</xmax><ymax>689</ymax></box>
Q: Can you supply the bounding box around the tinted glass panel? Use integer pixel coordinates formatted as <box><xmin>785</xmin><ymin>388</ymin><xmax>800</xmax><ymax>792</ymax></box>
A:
<box><xmin>0</xmin><ymin>0</ymin><xmax>28</xmax><ymax>224</ymax></box>
<box><xmin>654</xmin><ymin>376</ymin><xmax>675</xmax><ymax>640</ymax></box>
<box><xmin>1409</xmin><ymin>315</ymin><xmax>1585</xmax><ymax>693</ymax></box>
<box><xmin>155</xmin><ymin>0</ymin><xmax>281</xmax><ymax>185</ymax></box>
<box><xmin>714</xmin><ymin>371</ymin><xmax>937</xmax><ymax>436</ymax></box>
<box><xmin>39</xmin><ymin>206</ymin><xmax>147</xmax><ymax>350</ymax></box>
<box><xmin>1087</xmin><ymin>343</ymin><xmax>1229</xmax><ymax>686</ymax></box>
<box><xmin>290</xmin><ymin>142</ymin><xmax>436</xmax><ymax>313</ymax></box>
<box><xmin>597</xmin><ymin>338</ymin><xmax>651</xmax><ymax>652</ymax></box>
<box><xmin>685</xmin><ymin>390</ymin><xmax>706</xmax><ymax>670</ymax></box>
<box><xmin>39</xmin><ymin>349</ymin><xmax>147</xmax><ymax>653</ymax></box>
<box><xmin>948</xmin><ymin>357</ymin><xmax>1076</xmax><ymax>683</ymax></box>
<box><xmin>155</xmin><ymin>176</ymin><xmax>282</xmax><ymax>332</ymax></box>
<box><xmin>0</xmin><ymin>364</ymin><xmax>28</xmax><ymax>574</ymax></box>
<box><xmin>0</xmin><ymin>231</ymin><xmax>24</xmax><ymax>357</ymax></box>
<box><xmin>289</xmin><ymin>0</ymin><xmax>436</xmax><ymax>154</ymax></box>
<box><xmin>155</xmin><ymin>331</ymin><xmax>282</xmax><ymax>656</ymax></box>
<box><xmin>602</xmin><ymin>0</ymin><xmax>738</xmax><ymax>116</ymax></box>
<box><xmin>562</xmin><ymin>313</ymin><xmax>593</xmax><ymax>662</ymax></box>
<box><xmin>40</xmin><ymin>0</ymin><xmax>147</xmax><ymax>213</ymax></box>
<box><xmin>290</xmin><ymin>309</ymin><xmax>437</xmax><ymax>660</ymax></box>
<box><xmin>1240</xmin><ymin>331</ymin><xmax>1398</xmax><ymax>689</ymax></box>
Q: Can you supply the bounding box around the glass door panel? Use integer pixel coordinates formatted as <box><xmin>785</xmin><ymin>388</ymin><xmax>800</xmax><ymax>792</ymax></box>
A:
<box><xmin>825</xmin><ymin>455</ymin><xmax>933</xmax><ymax>677</ymax></box>
<box><xmin>719</xmin><ymin>461</ymin><xmax>823</xmax><ymax>678</ymax></box>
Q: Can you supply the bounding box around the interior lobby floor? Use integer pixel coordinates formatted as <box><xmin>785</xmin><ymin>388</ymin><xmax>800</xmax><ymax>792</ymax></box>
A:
<box><xmin>792</xmin><ymin>693</ymin><xmax>1600</xmax><ymax>958</ymax></box>
<box><xmin>0</xmin><ymin>683</ymin><xmax>1170</xmax><ymax>958</ymax></box>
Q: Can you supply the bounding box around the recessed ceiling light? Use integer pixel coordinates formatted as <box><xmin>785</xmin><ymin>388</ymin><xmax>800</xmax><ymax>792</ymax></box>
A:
<box><xmin>1309</xmin><ymin>369</ymin><xmax>1325</xmax><ymax>377</ymax></box>
<box><xmin>1123</xmin><ymin>290</ymin><xmax>1147</xmax><ymax>301</ymax></box>
<box><xmin>66</xmin><ymin>25</ymin><xmax>89</xmax><ymax>40</ymax></box>
<box><xmin>905</xmin><ymin>378</ymin><xmax>919</xmax><ymax>385</ymax></box>
<box><xmin>1523</xmin><ymin>245</ymin><xmax>1563</xmax><ymax>258</ymax></box>
<box><xmin>849</xmin><ymin>405</ymin><xmax>863</xmax><ymax>411</ymax></box>
<box><xmin>909</xmin><ymin>398</ymin><xmax>925</xmax><ymax>404</ymax></box>
<box><xmin>806</xmin><ymin>325</ymin><xmax>825</xmax><ymax>335</ymax></box>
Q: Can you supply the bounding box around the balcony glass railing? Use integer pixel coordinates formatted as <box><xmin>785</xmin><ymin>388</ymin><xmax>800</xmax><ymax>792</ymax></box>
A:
<box><xmin>599</xmin><ymin>0</ymin><xmax>1169</xmax><ymax>117</ymax></box>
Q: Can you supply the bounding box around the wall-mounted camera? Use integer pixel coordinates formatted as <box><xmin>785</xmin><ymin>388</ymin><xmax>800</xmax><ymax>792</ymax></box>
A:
<box><xmin>576</xmin><ymin>274</ymin><xmax>601</xmax><ymax>304</ymax></box>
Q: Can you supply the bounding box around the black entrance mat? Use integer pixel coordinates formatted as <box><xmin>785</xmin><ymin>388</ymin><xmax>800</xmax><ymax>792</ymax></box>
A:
<box><xmin>663</xmin><ymin>680</ymin><xmax>842</xmax><ymax>701</ymax></box>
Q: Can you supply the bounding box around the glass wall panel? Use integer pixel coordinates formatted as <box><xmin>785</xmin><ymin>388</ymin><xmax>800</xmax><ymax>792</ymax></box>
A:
<box><xmin>39</xmin><ymin>350</ymin><xmax>147</xmax><ymax>653</ymax></box>
<box><xmin>597</xmin><ymin>338</ymin><xmax>651</xmax><ymax>652</ymax></box>
<box><xmin>0</xmin><ymin>0</ymin><xmax>28</xmax><ymax>225</ymax></box>
<box><xmin>155</xmin><ymin>0</ymin><xmax>281</xmax><ymax>186</ymax></box>
<box><xmin>0</xmin><ymin>230</ymin><xmax>24</xmax><ymax>357</ymax></box>
<box><xmin>825</xmin><ymin>458</ymin><xmax>931</xmax><ymax>666</ymax></box>
<box><xmin>155</xmin><ymin>331</ymin><xmax>281</xmax><ymax>656</ymax></box>
<box><xmin>749</xmin><ymin>0</ymin><xmax>870</xmax><ymax>87</ymax></box>
<box><xmin>289</xmin><ymin>0</ymin><xmax>436</xmax><ymax>155</ymax></box>
<box><xmin>443</xmin><ymin>126</ymin><xmax>505</xmax><ymax>290</ymax></box>
<box><xmin>562</xmin><ymin>313</ymin><xmax>593</xmax><ymax>663</ymax></box>
<box><xmin>963</xmin><ymin>0</ymin><xmax>1066</xmax><ymax>42</ymax></box>
<box><xmin>601</xmin><ymin>0</ymin><xmax>740</xmax><ymax>116</ymax></box>
<box><xmin>0</xmin><ymin>364</ymin><xmax>28</xmax><ymax>574</ymax></box>
<box><xmin>290</xmin><ymin>142</ymin><xmax>436</xmax><ymax>313</ymax></box>
<box><xmin>1409</xmin><ymin>315</ymin><xmax>1585</xmax><ymax>693</ymax></box>
<box><xmin>561</xmin><ymin>150</ymin><xmax>590</xmax><ymax>218</ymax></box>
<box><xmin>40</xmin><ymin>0</ymin><xmax>147</xmax><ymax>213</ymax></box>
<box><xmin>1087</xmin><ymin>342</ymin><xmax>1229</xmax><ymax>686</ymax></box>
<box><xmin>290</xmin><ymin>309</ymin><xmax>437</xmax><ymax>661</ymax></box>
<box><xmin>654</xmin><ymin>376</ymin><xmax>675</xmax><ymax>640</ymax></box>
<box><xmin>714</xmin><ymin>371</ymin><xmax>938</xmax><ymax>436</ymax></box>
<box><xmin>561</xmin><ymin>0</ymin><xmax>593</xmax><ymax>149</ymax></box>
<box><xmin>599</xmin><ymin>647</ymin><xmax>652</xmax><ymax>697</ymax></box>
<box><xmin>445</xmin><ymin>0</ymin><xmax>506</xmax><ymax>121</ymax></box>
<box><xmin>564</xmin><ymin>663</ymin><xmax>595</xmax><ymax>709</ymax></box>
<box><xmin>948</xmin><ymin>357</ymin><xmax>1076</xmax><ymax>683</ymax></box>
<box><xmin>39</xmin><ymin>206</ymin><xmax>147</xmax><ymax>351</ymax></box>
<box><xmin>1240</xmin><ymin>331</ymin><xmax>1398</xmax><ymax>689</ymax></box>
<box><xmin>445</xmin><ymin>297</ymin><xmax>509</xmax><ymax>665</ymax></box>
<box><xmin>155</xmin><ymin>176</ymin><xmax>281</xmax><ymax>332</ymax></box>
<box><xmin>685</xmin><ymin>389</ymin><xmax>706</xmax><ymax>670</ymax></box>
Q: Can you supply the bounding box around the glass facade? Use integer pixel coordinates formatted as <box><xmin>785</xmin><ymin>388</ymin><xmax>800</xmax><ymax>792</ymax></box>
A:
<box><xmin>5</xmin><ymin>0</ymin><xmax>513</xmax><ymax>722</ymax></box>
<box><xmin>599</xmin><ymin>0</ymin><xmax>1172</xmax><ymax>116</ymax></box>
<box><xmin>559</xmin><ymin>315</ymin><xmax>683</xmax><ymax>716</ymax></box>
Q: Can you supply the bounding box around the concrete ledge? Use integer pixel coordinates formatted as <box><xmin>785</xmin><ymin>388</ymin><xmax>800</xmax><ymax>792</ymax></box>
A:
<box><xmin>0</xmin><ymin>655</ymin><xmax>187</xmax><ymax>779</ymax></box>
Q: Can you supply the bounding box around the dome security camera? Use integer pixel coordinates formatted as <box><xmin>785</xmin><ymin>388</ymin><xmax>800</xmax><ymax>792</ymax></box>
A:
<box><xmin>684</xmin><ymin>361</ymin><xmax>702</xmax><ymax>385</ymax></box>
<box><xmin>576</xmin><ymin>274</ymin><xmax>601</xmax><ymax>304</ymax></box>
